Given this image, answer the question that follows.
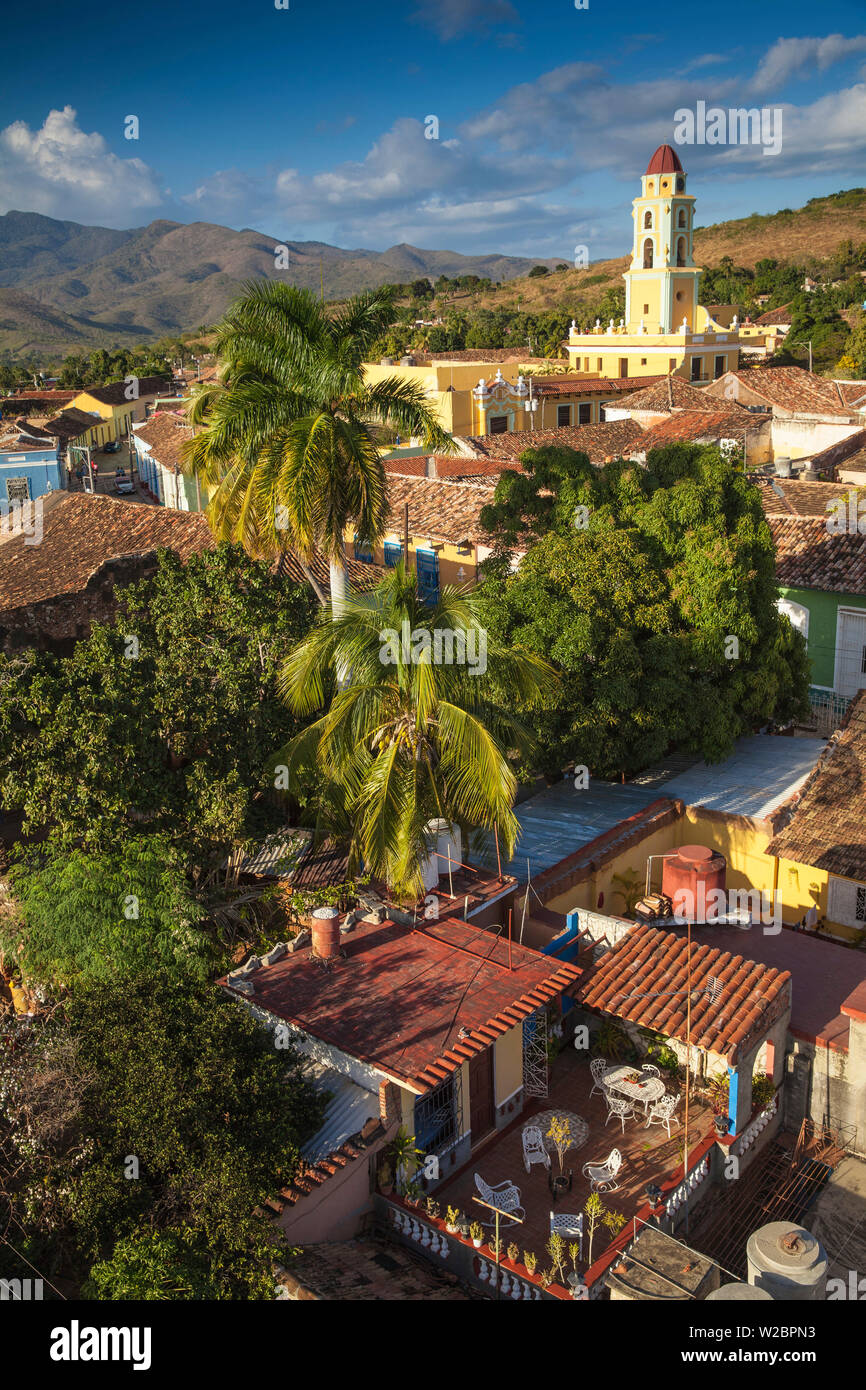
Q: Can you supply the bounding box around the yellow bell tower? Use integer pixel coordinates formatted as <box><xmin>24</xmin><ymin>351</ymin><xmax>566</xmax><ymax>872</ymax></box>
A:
<box><xmin>564</xmin><ymin>146</ymin><xmax>738</xmax><ymax>383</ymax></box>
<box><xmin>625</xmin><ymin>145</ymin><xmax>700</xmax><ymax>334</ymax></box>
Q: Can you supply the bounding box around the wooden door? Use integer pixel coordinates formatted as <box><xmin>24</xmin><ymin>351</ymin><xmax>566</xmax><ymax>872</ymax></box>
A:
<box><xmin>468</xmin><ymin>1047</ymin><xmax>495</xmax><ymax>1143</ymax></box>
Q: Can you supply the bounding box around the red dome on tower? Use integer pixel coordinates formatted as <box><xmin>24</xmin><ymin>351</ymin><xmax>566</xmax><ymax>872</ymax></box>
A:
<box><xmin>646</xmin><ymin>144</ymin><xmax>683</xmax><ymax>175</ymax></box>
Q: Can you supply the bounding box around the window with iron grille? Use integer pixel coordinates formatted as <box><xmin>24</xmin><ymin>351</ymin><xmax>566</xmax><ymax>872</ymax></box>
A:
<box><xmin>488</xmin><ymin>414</ymin><xmax>508</xmax><ymax>434</ymax></box>
<box><xmin>384</xmin><ymin>541</ymin><xmax>403</xmax><ymax>568</ymax></box>
<box><xmin>578</xmin><ymin>403</ymin><xmax>591</xmax><ymax>424</ymax></box>
<box><xmin>413</xmin><ymin>1074</ymin><xmax>458</xmax><ymax>1156</ymax></box>
<box><xmin>5</xmin><ymin>477</ymin><xmax>29</xmax><ymax>504</ymax></box>
<box><xmin>557</xmin><ymin>404</ymin><xmax>571</xmax><ymax>427</ymax></box>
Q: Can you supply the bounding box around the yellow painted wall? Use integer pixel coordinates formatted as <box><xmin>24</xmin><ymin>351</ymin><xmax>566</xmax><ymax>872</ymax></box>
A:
<box><xmin>350</xmin><ymin>532</ymin><xmax>483</xmax><ymax>588</ymax></box>
<box><xmin>539</xmin><ymin>802</ymin><xmax>860</xmax><ymax>944</ymax></box>
<box><xmin>494</xmin><ymin>1025</ymin><xmax>523</xmax><ymax>1105</ymax></box>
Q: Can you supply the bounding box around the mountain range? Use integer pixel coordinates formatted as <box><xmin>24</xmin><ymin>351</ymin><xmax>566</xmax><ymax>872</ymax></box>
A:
<box><xmin>1</xmin><ymin>188</ymin><xmax>865</xmax><ymax>359</ymax></box>
<box><xmin>0</xmin><ymin>211</ymin><xmax>561</xmax><ymax>356</ymax></box>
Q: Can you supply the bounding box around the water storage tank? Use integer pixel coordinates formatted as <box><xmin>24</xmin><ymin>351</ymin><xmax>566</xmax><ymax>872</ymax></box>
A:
<box><xmin>746</xmin><ymin>1223</ymin><xmax>828</xmax><ymax>1300</ymax></box>
<box><xmin>426</xmin><ymin>818</ymin><xmax>463</xmax><ymax>878</ymax></box>
<box><xmin>706</xmin><ymin>1283</ymin><xmax>773</xmax><ymax>1301</ymax></box>
<box><xmin>311</xmin><ymin>906</ymin><xmax>341</xmax><ymax>960</ymax></box>
<box><xmin>662</xmin><ymin>845</ymin><xmax>727</xmax><ymax>923</ymax></box>
<box><xmin>774</xmin><ymin>457</ymin><xmax>792</xmax><ymax>478</ymax></box>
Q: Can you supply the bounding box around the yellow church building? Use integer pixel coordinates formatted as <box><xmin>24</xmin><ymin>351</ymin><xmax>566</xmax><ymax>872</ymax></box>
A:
<box><xmin>565</xmin><ymin>145</ymin><xmax>739</xmax><ymax>383</ymax></box>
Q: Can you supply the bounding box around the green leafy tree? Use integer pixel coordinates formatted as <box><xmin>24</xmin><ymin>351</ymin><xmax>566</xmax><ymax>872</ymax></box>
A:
<box><xmin>5</xmin><ymin>838</ymin><xmax>212</xmax><ymax>990</ymax></box>
<box><xmin>476</xmin><ymin>443</ymin><xmax>810</xmax><ymax>779</ymax></box>
<box><xmin>275</xmin><ymin>563</ymin><xmax>557</xmax><ymax>897</ymax></box>
<box><xmin>0</xmin><ymin>545</ymin><xmax>315</xmax><ymax>864</ymax></box>
<box><xmin>0</xmin><ymin>973</ymin><xmax>325</xmax><ymax>1297</ymax></box>
<box><xmin>183</xmin><ymin>283</ymin><xmax>453</xmax><ymax>607</ymax></box>
<box><xmin>83</xmin><ymin>1230</ymin><xmax>222</xmax><ymax>1300</ymax></box>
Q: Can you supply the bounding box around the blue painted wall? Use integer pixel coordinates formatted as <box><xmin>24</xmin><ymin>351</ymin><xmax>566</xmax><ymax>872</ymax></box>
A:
<box><xmin>0</xmin><ymin>446</ymin><xmax>63</xmax><ymax>503</ymax></box>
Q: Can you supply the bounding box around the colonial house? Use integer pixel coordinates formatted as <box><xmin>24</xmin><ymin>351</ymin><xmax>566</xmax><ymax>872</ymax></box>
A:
<box><xmin>704</xmin><ymin>366</ymin><xmax>862</xmax><ymax>463</ymax></box>
<box><xmin>67</xmin><ymin>375</ymin><xmax>175</xmax><ymax>449</ymax></box>
<box><xmin>0</xmin><ymin>422</ymin><xmax>64</xmax><ymax>504</ymax></box>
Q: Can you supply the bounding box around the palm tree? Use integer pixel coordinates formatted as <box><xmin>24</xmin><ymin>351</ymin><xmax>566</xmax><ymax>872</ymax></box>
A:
<box><xmin>274</xmin><ymin>564</ymin><xmax>558</xmax><ymax>899</ymax></box>
<box><xmin>181</xmin><ymin>283</ymin><xmax>454</xmax><ymax>608</ymax></box>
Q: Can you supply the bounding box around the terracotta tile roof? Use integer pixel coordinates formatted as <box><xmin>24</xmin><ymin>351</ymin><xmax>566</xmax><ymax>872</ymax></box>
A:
<box><xmin>273</xmin><ymin>1117</ymin><xmax>385</xmax><ymax>1212</ymax></box>
<box><xmin>459</xmin><ymin>419</ymin><xmax>645</xmax><ymax>464</ymax></box>
<box><xmin>384</xmin><ymin>455</ymin><xmax>509</xmax><ymax>483</ymax></box>
<box><xmin>754</xmin><ymin>303</ymin><xmax>794</xmax><ymax>327</ymax></box>
<box><xmin>767</xmin><ymin>693</ymin><xmax>866</xmax><ymax>880</ymax></box>
<box><xmin>767</xmin><ymin>515</ymin><xmax>866</xmax><ymax>593</ymax></box>
<box><xmin>531</xmin><ymin>374</ymin><xmax>668</xmax><ymax>398</ymax></box>
<box><xmin>42</xmin><ymin>407</ymin><xmax>102</xmax><ymax>441</ymax></box>
<box><xmin>0</xmin><ymin>493</ymin><xmax>214</xmax><ymax>613</ymax></box>
<box><xmin>755</xmin><ymin>476</ymin><xmax>864</xmax><ymax>518</ymax></box>
<box><xmin>133</xmin><ymin>413</ymin><xmax>193</xmax><ymax>470</ymax></box>
<box><xmin>575</xmin><ymin>923</ymin><xmax>791</xmax><ymax>1062</ymax></box>
<box><xmin>635</xmin><ymin>411</ymin><xmax>759</xmax><ymax>448</ymax></box>
<box><xmin>385</xmin><ymin>474</ymin><xmax>496</xmax><ymax>546</ymax></box>
<box><xmin>221</xmin><ymin>916</ymin><xmax>581</xmax><ymax>1093</ymax></box>
<box><xmin>0</xmin><ymin>390</ymin><xmax>76</xmax><ymax>405</ymax></box>
<box><xmin>0</xmin><ymin>426</ymin><xmax>58</xmax><ymax>453</ymax></box>
<box><xmin>74</xmin><ymin>375</ymin><xmax>173</xmax><ymax>407</ymax></box>
<box><xmin>708</xmin><ymin>367</ymin><xmax>852</xmax><ymax>417</ymax></box>
<box><xmin>834</xmin><ymin>382</ymin><xmax>866</xmax><ymax>409</ymax></box>
<box><xmin>277</xmin><ymin>547</ymin><xmax>381</xmax><ymax>596</ymax></box>
<box><xmin>607</xmin><ymin>375</ymin><xmax>728</xmax><ymax>414</ymax></box>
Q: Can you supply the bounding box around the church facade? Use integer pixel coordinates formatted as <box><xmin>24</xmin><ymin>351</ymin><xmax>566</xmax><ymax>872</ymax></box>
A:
<box><xmin>565</xmin><ymin>145</ymin><xmax>740</xmax><ymax>383</ymax></box>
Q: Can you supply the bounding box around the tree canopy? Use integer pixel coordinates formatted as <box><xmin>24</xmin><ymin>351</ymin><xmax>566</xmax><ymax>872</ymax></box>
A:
<box><xmin>476</xmin><ymin>443</ymin><xmax>810</xmax><ymax>779</ymax></box>
<box><xmin>0</xmin><ymin>545</ymin><xmax>315</xmax><ymax>867</ymax></box>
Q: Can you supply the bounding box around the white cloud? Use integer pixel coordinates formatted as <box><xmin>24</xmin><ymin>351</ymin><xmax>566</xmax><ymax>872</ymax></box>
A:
<box><xmin>0</xmin><ymin>106</ymin><xmax>163</xmax><ymax>222</ymax></box>
<box><xmin>751</xmin><ymin>34</ymin><xmax>866</xmax><ymax>92</ymax></box>
<box><xmin>410</xmin><ymin>0</ymin><xmax>520</xmax><ymax>42</ymax></box>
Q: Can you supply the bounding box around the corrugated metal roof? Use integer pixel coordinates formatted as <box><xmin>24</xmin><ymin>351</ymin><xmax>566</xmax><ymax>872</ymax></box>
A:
<box><xmin>238</xmin><ymin>828</ymin><xmax>312</xmax><ymax>878</ymax></box>
<box><xmin>301</xmin><ymin>1061</ymin><xmax>380</xmax><ymax>1163</ymax></box>
<box><xmin>660</xmin><ymin>735</ymin><xmax>825</xmax><ymax>820</ymax></box>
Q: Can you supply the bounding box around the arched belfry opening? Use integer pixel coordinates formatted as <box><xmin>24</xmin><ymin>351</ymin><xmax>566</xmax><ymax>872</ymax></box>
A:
<box><xmin>643</xmin><ymin>239</ymin><xmax>654</xmax><ymax>269</ymax></box>
<box><xmin>676</xmin><ymin>237</ymin><xmax>686</xmax><ymax>267</ymax></box>
<box><xmin>644</xmin><ymin>210</ymin><xmax>653</xmax><ymax>229</ymax></box>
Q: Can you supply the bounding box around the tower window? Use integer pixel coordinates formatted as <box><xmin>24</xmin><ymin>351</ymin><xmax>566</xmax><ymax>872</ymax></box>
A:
<box><xmin>676</xmin><ymin>176</ymin><xmax>685</xmax><ymax>192</ymax></box>
<box><xmin>676</xmin><ymin>237</ymin><xmax>686</xmax><ymax>267</ymax></box>
<box><xmin>643</xmin><ymin>210</ymin><xmax>652</xmax><ymax>229</ymax></box>
<box><xmin>647</xmin><ymin>181</ymin><xmax>654</xmax><ymax>193</ymax></box>
<box><xmin>619</xmin><ymin>358</ymin><xmax>629</xmax><ymax>379</ymax></box>
<box><xmin>676</xmin><ymin>291</ymin><xmax>684</xmax><ymax>301</ymax></box>
<box><xmin>643</xmin><ymin>304</ymin><xmax>649</xmax><ymax>314</ymax></box>
<box><xmin>643</xmin><ymin>239</ymin><xmax>654</xmax><ymax>269</ymax></box>
<box><xmin>677</xmin><ymin>209</ymin><xmax>686</xmax><ymax>227</ymax></box>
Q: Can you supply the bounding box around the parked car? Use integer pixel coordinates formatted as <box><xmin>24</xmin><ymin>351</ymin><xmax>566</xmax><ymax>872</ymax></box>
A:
<box><xmin>113</xmin><ymin>477</ymin><xmax>135</xmax><ymax>495</ymax></box>
<box><xmin>103</xmin><ymin>440</ymin><xmax>121</xmax><ymax>454</ymax></box>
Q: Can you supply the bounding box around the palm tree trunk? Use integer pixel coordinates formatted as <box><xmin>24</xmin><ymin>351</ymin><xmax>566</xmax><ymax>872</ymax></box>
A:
<box><xmin>329</xmin><ymin>539</ymin><xmax>350</xmax><ymax>619</ymax></box>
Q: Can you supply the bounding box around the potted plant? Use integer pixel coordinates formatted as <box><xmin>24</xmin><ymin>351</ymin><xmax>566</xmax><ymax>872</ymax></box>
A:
<box><xmin>445</xmin><ymin>1205</ymin><xmax>461</xmax><ymax>1234</ymax></box>
<box><xmin>388</xmin><ymin>1125</ymin><xmax>423</xmax><ymax>1196</ymax></box>
<box><xmin>469</xmin><ymin>1221</ymin><xmax>484</xmax><ymax>1249</ymax></box>
<box><xmin>425</xmin><ymin>1197</ymin><xmax>440</xmax><ymax>1221</ymax></box>
<box><xmin>507</xmin><ymin>1242</ymin><xmax>520</xmax><ymax>1265</ymax></box>
<box><xmin>708</xmin><ymin>1073</ymin><xmax>730</xmax><ymax>1133</ymax></box>
<box><xmin>523</xmin><ymin>1250</ymin><xmax>538</xmax><ymax>1276</ymax></box>
<box><xmin>751</xmin><ymin>1072</ymin><xmax>776</xmax><ymax>1110</ymax></box>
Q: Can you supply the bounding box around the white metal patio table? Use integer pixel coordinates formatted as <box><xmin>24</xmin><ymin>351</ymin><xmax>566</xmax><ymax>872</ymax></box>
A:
<box><xmin>525</xmin><ymin>1109</ymin><xmax>590</xmax><ymax>1156</ymax></box>
<box><xmin>602</xmin><ymin>1064</ymin><xmax>666</xmax><ymax>1115</ymax></box>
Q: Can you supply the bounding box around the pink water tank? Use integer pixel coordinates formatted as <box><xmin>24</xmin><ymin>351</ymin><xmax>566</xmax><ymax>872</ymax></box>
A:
<box><xmin>661</xmin><ymin>844</ymin><xmax>727</xmax><ymax>923</ymax></box>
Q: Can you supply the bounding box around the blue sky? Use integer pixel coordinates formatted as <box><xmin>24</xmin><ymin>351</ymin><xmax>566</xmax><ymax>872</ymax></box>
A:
<box><xmin>1</xmin><ymin>0</ymin><xmax>865</xmax><ymax>258</ymax></box>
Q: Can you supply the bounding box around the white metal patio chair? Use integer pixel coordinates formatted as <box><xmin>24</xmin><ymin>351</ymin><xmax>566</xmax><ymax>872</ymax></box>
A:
<box><xmin>604</xmin><ymin>1094</ymin><xmax>636</xmax><ymax>1133</ymax></box>
<box><xmin>582</xmin><ymin>1148</ymin><xmax>623</xmax><ymax>1194</ymax></box>
<box><xmin>474</xmin><ymin>1173</ymin><xmax>526</xmax><ymax>1225</ymax></box>
<box><xmin>640</xmin><ymin>1063</ymin><xmax>661</xmax><ymax>1077</ymax></box>
<box><xmin>645</xmin><ymin>1091</ymin><xmax>681</xmax><ymax>1138</ymax></box>
<box><xmin>589</xmin><ymin>1056</ymin><xmax>609</xmax><ymax>1099</ymax></box>
<box><xmin>550</xmin><ymin>1209</ymin><xmax>583</xmax><ymax>1239</ymax></box>
<box><xmin>522</xmin><ymin>1125</ymin><xmax>551</xmax><ymax>1175</ymax></box>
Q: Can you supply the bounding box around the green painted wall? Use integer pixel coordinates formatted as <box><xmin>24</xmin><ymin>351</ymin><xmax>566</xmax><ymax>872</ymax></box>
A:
<box><xmin>779</xmin><ymin>585</ymin><xmax>866</xmax><ymax>689</ymax></box>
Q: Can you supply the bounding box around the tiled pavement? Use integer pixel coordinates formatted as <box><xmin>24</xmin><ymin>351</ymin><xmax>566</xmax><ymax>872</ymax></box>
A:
<box><xmin>435</xmin><ymin>1047</ymin><xmax>713</xmax><ymax>1269</ymax></box>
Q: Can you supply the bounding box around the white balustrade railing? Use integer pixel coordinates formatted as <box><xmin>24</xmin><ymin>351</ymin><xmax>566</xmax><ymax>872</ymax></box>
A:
<box><xmin>386</xmin><ymin>1201</ymin><xmax>548</xmax><ymax>1298</ymax></box>
<box><xmin>731</xmin><ymin>1095</ymin><xmax>778</xmax><ymax>1157</ymax></box>
<box><xmin>664</xmin><ymin>1155</ymin><xmax>710</xmax><ymax>1218</ymax></box>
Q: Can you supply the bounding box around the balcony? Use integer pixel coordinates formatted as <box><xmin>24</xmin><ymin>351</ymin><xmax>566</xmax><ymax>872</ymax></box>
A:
<box><xmin>427</xmin><ymin>1046</ymin><xmax>715</xmax><ymax>1293</ymax></box>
